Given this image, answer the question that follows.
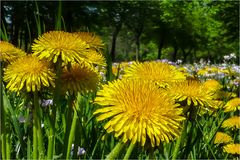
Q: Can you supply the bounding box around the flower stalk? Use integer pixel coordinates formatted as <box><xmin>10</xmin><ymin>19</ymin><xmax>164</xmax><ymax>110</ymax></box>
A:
<box><xmin>0</xmin><ymin>61</ymin><xmax>6</xmax><ymax>160</ymax></box>
<box><xmin>66</xmin><ymin>101</ymin><xmax>78</xmax><ymax>159</ymax></box>
<box><xmin>33</xmin><ymin>91</ymin><xmax>45</xmax><ymax>159</ymax></box>
<box><xmin>5</xmin><ymin>134</ymin><xmax>11</xmax><ymax>160</ymax></box>
<box><xmin>105</xmin><ymin>141</ymin><xmax>125</xmax><ymax>160</ymax></box>
<box><xmin>172</xmin><ymin>120</ymin><xmax>188</xmax><ymax>160</ymax></box>
<box><xmin>47</xmin><ymin>58</ymin><xmax>62</xmax><ymax>159</ymax></box>
<box><xmin>62</xmin><ymin>96</ymin><xmax>74</xmax><ymax>158</ymax></box>
<box><xmin>123</xmin><ymin>142</ymin><xmax>135</xmax><ymax>160</ymax></box>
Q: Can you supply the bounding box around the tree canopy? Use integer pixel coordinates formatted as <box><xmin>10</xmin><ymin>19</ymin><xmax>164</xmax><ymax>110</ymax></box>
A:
<box><xmin>1</xmin><ymin>0</ymin><xmax>239</xmax><ymax>63</ymax></box>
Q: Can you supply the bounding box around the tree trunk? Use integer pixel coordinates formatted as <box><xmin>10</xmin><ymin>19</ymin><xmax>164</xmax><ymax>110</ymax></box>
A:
<box><xmin>191</xmin><ymin>48</ymin><xmax>196</xmax><ymax>63</ymax></box>
<box><xmin>157</xmin><ymin>37</ymin><xmax>164</xmax><ymax>59</ymax></box>
<box><xmin>110</xmin><ymin>23</ymin><xmax>122</xmax><ymax>62</ymax></box>
<box><xmin>135</xmin><ymin>24</ymin><xmax>143</xmax><ymax>61</ymax></box>
<box><xmin>182</xmin><ymin>48</ymin><xmax>187</xmax><ymax>63</ymax></box>
<box><xmin>11</xmin><ymin>3</ymin><xmax>22</xmax><ymax>46</ymax></box>
<box><xmin>135</xmin><ymin>35</ymin><xmax>140</xmax><ymax>61</ymax></box>
<box><xmin>172</xmin><ymin>45</ymin><xmax>178</xmax><ymax>62</ymax></box>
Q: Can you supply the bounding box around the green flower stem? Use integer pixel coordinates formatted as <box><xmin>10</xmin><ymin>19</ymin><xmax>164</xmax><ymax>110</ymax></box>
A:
<box><xmin>66</xmin><ymin>100</ymin><xmax>79</xmax><ymax>159</ymax></box>
<box><xmin>27</xmin><ymin>137</ymin><xmax>31</xmax><ymax>160</ymax></box>
<box><xmin>123</xmin><ymin>142</ymin><xmax>135</xmax><ymax>160</ymax></box>
<box><xmin>62</xmin><ymin>97</ymin><xmax>74</xmax><ymax>158</ymax></box>
<box><xmin>1</xmin><ymin>135</ymin><xmax>6</xmax><ymax>160</ymax></box>
<box><xmin>72</xmin><ymin>122</ymin><xmax>81</xmax><ymax>159</ymax></box>
<box><xmin>33</xmin><ymin>111</ymin><xmax>38</xmax><ymax>159</ymax></box>
<box><xmin>105</xmin><ymin>141</ymin><xmax>125</xmax><ymax>160</ymax></box>
<box><xmin>0</xmin><ymin>61</ymin><xmax>6</xmax><ymax>160</ymax></box>
<box><xmin>5</xmin><ymin>134</ymin><xmax>11</xmax><ymax>160</ymax></box>
<box><xmin>55</xmin><ymin>0</ymin><xmax>62</xmax><ymax>30</ymax></box>
<box><xmin>90</xmin><ymin>132</ymin><xmax>105</xmax><ymax>159</ymax></box>
<box><xmin>172</xmin><ymin>120</ymin><xmax>188</xmax><ymax>160</ymax></box>
<box><xmin>33</xmin><ymin>91</ymin><xmax>45</xmax><ymax>159</ymax></box>
<box><xmin>47</xmin><ymin>58</ymin><xmax>62</xmax><ymax>159</ymax></box>
<box><xmin>1</xmin><ymin>62</ymin><xmax>11</xmax><ymax>160</ymax></box>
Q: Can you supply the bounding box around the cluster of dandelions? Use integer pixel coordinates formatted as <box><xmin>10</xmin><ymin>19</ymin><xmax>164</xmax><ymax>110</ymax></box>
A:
<box><xmin>2</xmin><ymin>31</ymin><xmax>105</xmax><ymax>94</ymax></box>
<box><xmin>1</xmin><ymin>31</ymin><xmax>106</xmax><ymax>159</ymax></box>
<box><xmin>94</xmin><ymin>61</ymin><xmax>240</xmax><ymax>157</ymax></box>
<box><xmin>94</xmin><ymin>61</ymin><xmax>220</xmax><ymax>156</ymax></box>
<box><xmin>1</xmin><ymin>30</ymin><xmax>240</xmax><ymax>159</ymax></box>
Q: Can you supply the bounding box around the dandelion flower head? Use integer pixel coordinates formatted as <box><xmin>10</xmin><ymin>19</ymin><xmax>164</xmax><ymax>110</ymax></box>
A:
<box><xmin>168</xmin><ymin>80</ymin><xmax>214</xmax><ymax>107</ymax></box>
<box><xmin>224</xmin><ymin>98</ymin><xmax>240</xmax><ymax>112</ymax></box>
<box><xmin>4</xmin><ymin>55</ymin><xmax>55</xmax><ymax>92</ymax></box>
<box><xmin>75</xmin><ymin>32</ymin><xmax>104</xmax><ymax>51</ymax></box>
<box><xmin>94</xmin><ymin>79</ymin><xmax>185</xmax><ymax>147</ymax></box>
<box><xmin>32</xmin><ymin>31</ymin><xmax>89</xmax><ymax>64</ymax></box>
<box><xmin>75</xmin><ymin>32</ymin><xmax>106</xmax><ymax>66</ymax></box>
<box><xmin>124</xmin><ymin>61</ymin><xmax>186</xmax><ymax>87</ymax></box>
<box><xmin>203</xmin><ymin>79</ymin><xmax>222</xmax><ymax>94</ymax></box>
<box><xmin>214</xmin><ymin>91</ymin><xmax>237</xmax><ymax>100</ymax></box>
<box><xmin>214</xmin><ymin>132</ymin><xmax>233</xmax><ymax>144</ymax></box>
<box><xmin>223</xmin><ymin>144</ymin><xmax>240</xmax><ymax>155</ymax></box>
<box><xmin>61</xmin><ymin>62</ymin><xmax>100</xmax><ymax>94</ymax></box>
<box><xmin>0</xmin><ymin>41</ymin><xmax>26</xmax><ymax>62</ymax></box>
<box><xmin>84</xmin><ymin>50</ymin><xmax>106</xmax><ymax>66</ymax></box>
<box><xmin>222</xmin><ymin>116</ymin><xmax>240</xmax><ymax>129</ymax></box>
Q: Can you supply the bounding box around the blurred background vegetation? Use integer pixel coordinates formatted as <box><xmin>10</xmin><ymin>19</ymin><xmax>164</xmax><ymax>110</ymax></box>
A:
<box><xmin>0</xmin><ymin>0</ymin><xmax>239</xmax><ymax>63</ymax></box>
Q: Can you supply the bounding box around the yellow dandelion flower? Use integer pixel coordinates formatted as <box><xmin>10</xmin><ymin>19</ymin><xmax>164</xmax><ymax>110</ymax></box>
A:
<box><xmin>197</xmin><ymin>68</ymin><xmax>208</xmax><ymax>76</ymax></box>
<box><xmin>75</xmin><ymin>32</ymin><xmax>104</xmax><ymax>51</ymax></box>
<box><xmin>214</xmin><ymin>132</ymin><xmax>233</xmax><ymax>144</ymax></box>
<box><xmin>61</xmin><ymin>49</ymin><xmax>106</xmax><ymax>67</ymax></box>
<box><xmin>178</xmin><ymin>67</ymin><xmax>190</xmax><ymax>77</ymax></box>
<box><xmin>168</xmin><ymin>80</ymin><xmax>214</xmax><ymax>107</ymax></box>
<box><xmin>94</xmin><ymin>79</ymin><xmax>185</xmax><ymax>147</ymax></box>
<box><xmin>214</xmin><ymin>91</ymin><xmax>237</xmax><ymax>100</ymax></box>
<box><xmin>4</xmin><ymin>55</ymin><xmax>55</xmax><ymax>92</ymax></box>
<box><xmin>222</xmin><ymin>116</ymin><xmax>240</xmax><ymax>129</ymax></box>
<box><xmin>32</xmin><ymin>31</ymin><xmax>89</xmax><ymax>64</ymax></box>
<box><xmin>219</xmin><ymin>69</ymin><xmax>229</xmax><ymax>75</ymax></box>
<box><xmin>0</xmin><ymin>41</ymin><xmax>26</xmax><ymax>62</ymax></box>
<box><xmin>209</xmin><ymin>100</ymin><xmax>224</xmax><ymax>109</ymax></box>
<box><xmin>210</xmin><ymin>67</ymin><xmax>220</xmax><ymax>73</ymax></box>
<box><xmin>203</xmin><ymin>79</ymin><xmax>222</xmax><ymax>94</ymax></box>
<box><xmin>120</xmin><ymin>61</ymin><xmax>131</xmax><ymax>68</ymax></box>
<box><xmin>61</xmin><ymin>62</ymin><xmax>100</xmax><ymax>94</ymax></box>
<box><xmin>124</xmin><ymin>61</ymin><xmax>186</xmax><ymax>87</ymax></box>
<box><xmin>85</xmin><ymin>50</ymin><xmax>106</xmax><ymax>66</ymax></box>
<box><xmin>197</xmin><ymin>67</ymin><xmax>222</xmax><ymax>76</ymax></box>
<box><xmin>224</xmin><ymin>98</ymin><xmax>240</xmax><ymax>112</ymax></box>
<box><xmin>223</xmin><ymin>144</ymin><xmax>240</xmax><ymax>155</ymax></box>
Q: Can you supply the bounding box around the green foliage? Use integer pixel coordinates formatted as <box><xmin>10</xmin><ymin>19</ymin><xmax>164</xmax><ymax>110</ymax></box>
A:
<box><xmin>1</xmin><ymin>0</ymin><xmax>238</xmax><ymax>62</ymax></box>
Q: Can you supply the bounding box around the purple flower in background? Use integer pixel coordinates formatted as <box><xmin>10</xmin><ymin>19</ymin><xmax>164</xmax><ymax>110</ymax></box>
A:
<box><xmin>41</xmin><ymin>99</ymin><xmax>53</xmax><ymax>107</ymax></box>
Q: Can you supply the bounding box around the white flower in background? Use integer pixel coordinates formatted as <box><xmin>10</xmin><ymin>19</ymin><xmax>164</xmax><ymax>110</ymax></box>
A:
<box><xmin>71</xmin><ymin>144</ymin><xmax>86</xmax><ymax>157</ymax></box>
<box><xmin>99</xmin><ymin>71</ymin><xmax>106</xmax><ymax>82</ymax></box>
<box><xmin>224</xmin><ymin>53</ymin><xmax>236</xmax><ymax>62</ymax></box>
<box><xmin>128</xmin><ymin>61</ymin><xmax>134</xmax><ymax>65</ymax></box>
<box><xmin>230</xmin><ymin>53</ymin><xmax>236</xmax><ymax>59</ymax></box>
<box><xmin>232</xmin><ymin>65</ymin><xmax>240</xmax><ymax>74</ymax></box>
<box><xmin>160</xmin><ymin>59</ymin><xmax>169</xmax><ymax>63</ymax></box>
<box><xmin>176</xmin><ymin>59</ymin><xmax>182</xmax><ymax>65</ymax></box>
<box><xmin>77</xmin><ymin>147</ymin><xmax>86</xmax><ymax>156</ymax></box>
<box><xmin>224</xmin><ymin>55</ymin><xmax>230</xmax><ymax>61</ymax></box>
